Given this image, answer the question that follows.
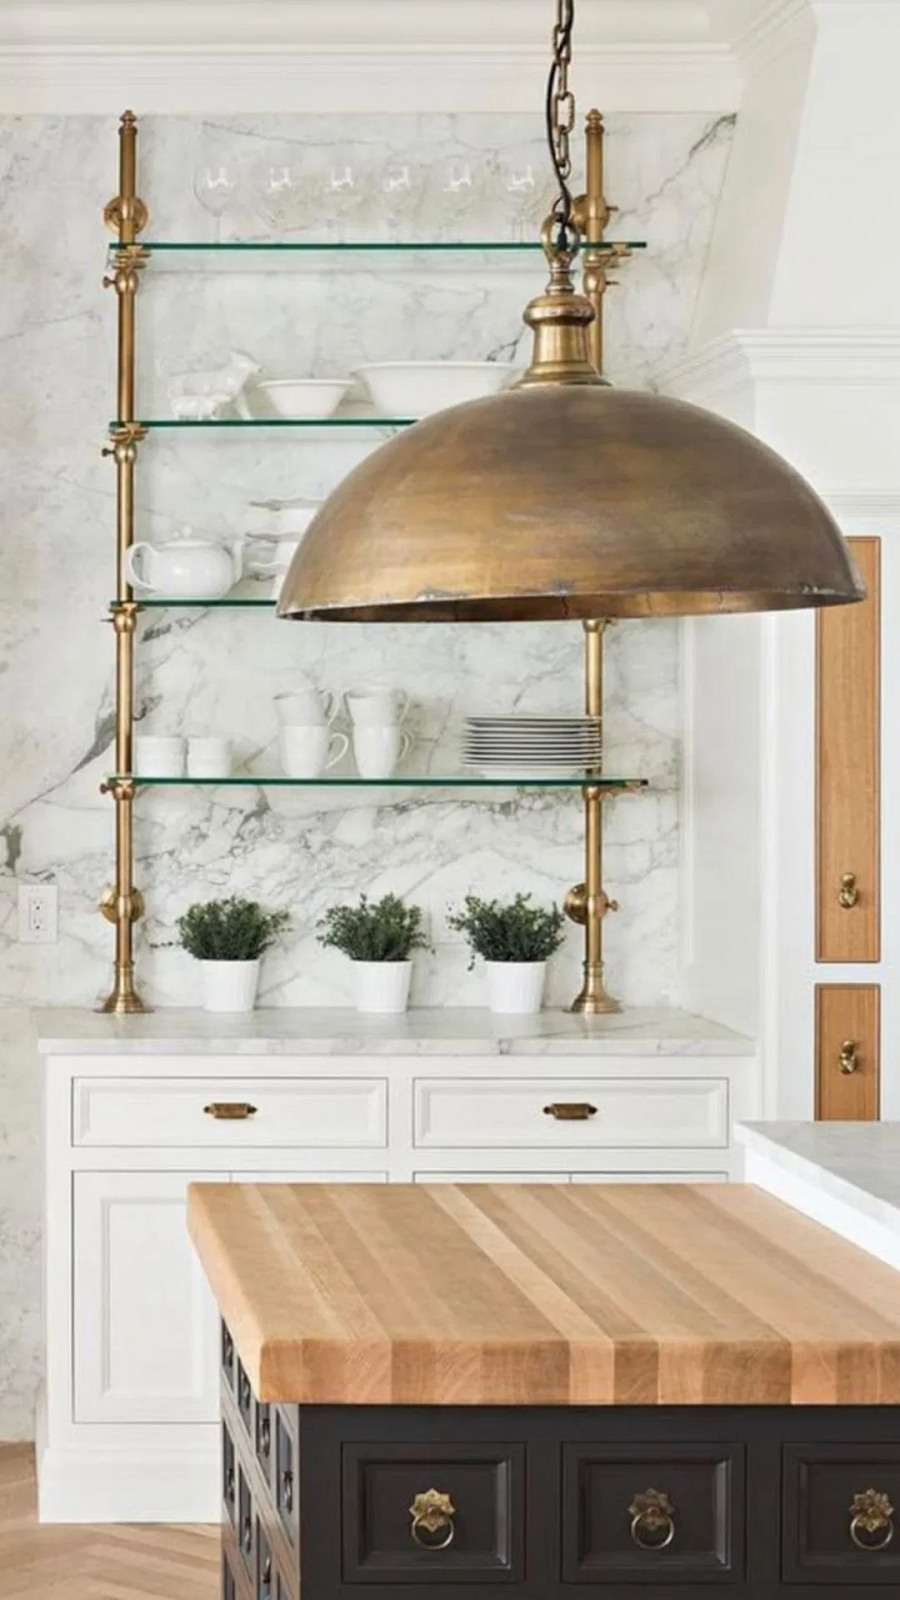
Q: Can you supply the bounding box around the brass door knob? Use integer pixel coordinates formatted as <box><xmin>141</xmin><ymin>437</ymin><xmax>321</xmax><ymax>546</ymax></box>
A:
<box><xmin>203</xmin><ymin>1102</ymin><xmax>257</xmax><ymax>1120</ymax></box>
<box><xmin>850</xmin><ymin>1489</ymin><xmax>894</xmax><ymax>1551</ymax></box>
<box><xmin>409</xmin><ymin>1489</ymin><xmax>456</xmax><ymax>1550</ymax></box>
<box><xmin>629</xmin><ymin>1489</ymin><xmax>675</xmax><ymax>1550</ymax></box>
<box><xmin>839</xmin><ymin>873</ymin><xmax>860</xmax><ymax>909</ymax></box>
<box><xmin>543</xmin><ymin>1102</ymin><xmax>598</xmax><ymax>1121</ymax></box>
<box><xmin>839</xmin><ymin>1040</ymin><xmax>860</xmax><ymax>1075</ymax></box>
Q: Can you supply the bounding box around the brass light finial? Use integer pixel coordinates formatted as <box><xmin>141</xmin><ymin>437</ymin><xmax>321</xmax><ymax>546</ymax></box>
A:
<box><xmin>516</xmin><ymin>226</ymin><xmax>607</xmax><ymax>390</ymax></box>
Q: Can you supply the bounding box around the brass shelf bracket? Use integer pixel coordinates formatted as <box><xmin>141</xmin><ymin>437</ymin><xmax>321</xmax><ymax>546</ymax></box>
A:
<box><xmin>99</xmin><ymin>110</ymin><xmax>151</xmax><ymax>1015</ymax></box>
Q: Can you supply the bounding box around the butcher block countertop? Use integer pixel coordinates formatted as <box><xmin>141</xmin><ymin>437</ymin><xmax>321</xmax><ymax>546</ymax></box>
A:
<box><xmin>187</xmin><ymin>1181</ymin><xmax>900</xmax><ymax>1407</ymax></box>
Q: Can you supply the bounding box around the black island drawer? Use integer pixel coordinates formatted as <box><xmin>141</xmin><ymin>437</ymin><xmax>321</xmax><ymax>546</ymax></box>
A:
<box><xmin>783</xmin><ymin>1444</ymin><xmax>900</xmax><ymax>1584</ymax></box>
<box><xmin>562</xmin><ymin>1442</ymin><xmax>745</xmax><ymax>1585</ymax></box>
<box><xmin>340</xmin><ymin>1440</ymin><xmax>526</xmax><ymax>1584</ymax></box>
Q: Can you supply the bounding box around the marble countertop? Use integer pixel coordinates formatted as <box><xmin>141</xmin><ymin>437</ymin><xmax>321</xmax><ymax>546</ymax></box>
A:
<box><xmin>34</xmin><ymin>1005</ymin><xmax>754</xmax><ymax>1057</ymax></box>
<box><xmin>737</xmin><ymin>1121</ymin><xmax>900</xmax><ymax>1254</ymax></box>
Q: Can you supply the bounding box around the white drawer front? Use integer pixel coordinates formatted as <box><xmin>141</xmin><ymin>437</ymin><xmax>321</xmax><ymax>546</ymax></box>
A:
<box><xmin>414</xmin><ymin>1078</ymin><xmax>729</xmax><ymax>1150</ymax></box>
<box><xmin>73</xmin><ymin>1077</ymin><xmax>387</xmax><ymax>1148</ymax></box>
<box><xmin>571</xmin><ymin>1170</ymin><xmax>729</xmax><ymax>1183</ymax></box>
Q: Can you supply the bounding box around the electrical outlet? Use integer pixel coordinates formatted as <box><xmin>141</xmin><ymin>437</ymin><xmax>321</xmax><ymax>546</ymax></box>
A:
<box><xmin>18</xmin><ymin>882</ymin><xmax>58</xmax><ymax>944</ymax></box>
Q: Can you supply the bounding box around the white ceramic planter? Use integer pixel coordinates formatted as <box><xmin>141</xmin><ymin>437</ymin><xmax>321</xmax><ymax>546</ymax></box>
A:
<box><xmin>485</xmin><ymin>960</ymin><xmax>546</xmax><ymax>1015</ymax></box>
<box><xmin>354</xmin><ymin>959</ymin><xmax>412</xmax><ymax>1015</ymax></box>
<box><xmin>199</xmin><ymin>959</ymin><xmax>260</xmax><ymax>1013</ymax></box>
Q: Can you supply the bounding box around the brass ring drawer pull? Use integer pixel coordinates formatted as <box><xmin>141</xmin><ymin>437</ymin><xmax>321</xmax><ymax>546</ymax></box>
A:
<box><xmin>630</xmin><ymin>1489</ymin><xmax>675</xmax><ymax>1551</ymax></box>
<box><xmin>850</xmin><ymin>1489</ymin><xmax>894</xmax><ymax>1551</ymax></box>
<box><xmin>543</xmin><ymin>1102</ymin><xmax>597</xmax><ymax>1121</ymax></box>
<box><xmin>204</xmin><ymin>1102</ymin><xmax>258</xmax><ymax>1120</ymax></box>
<box><xmin>839</xmin><ymin>872</ymin><xmax>860</xmax><ymax>909</ymax></box>
<box><xmin>839</xmin><ymin>1040</ymin><xmax>860</xmax><ymax>1075</ymax></box>
<box><xmin>410</xmin><ymin>1489</ymin><xmax>456</xmax><ymax>1550</ymax></box>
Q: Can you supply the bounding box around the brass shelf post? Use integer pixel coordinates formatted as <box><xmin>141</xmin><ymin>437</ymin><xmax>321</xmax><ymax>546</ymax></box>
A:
<box><xmin>99</xmin><ymin>111</ymin><xmax>150</xmax><ymax>1014</ymax></box>
<box><xmin>565</xmin><ymin>112</ymin><xmax>634</xmax><ymax>1015</ymax></box>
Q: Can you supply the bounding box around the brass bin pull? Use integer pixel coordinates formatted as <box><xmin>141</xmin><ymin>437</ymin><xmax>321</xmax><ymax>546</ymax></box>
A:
<box><xmin>839</xmin><ymin>872</ymin><xmax>860</xmax><ymax>909</ymax></box>
<box><xmin>630</xmin><ymin>1489</ymin><xmax>675</xmax><ymax>1551</ymax></box>
<box><xmin>838</xmin><ymin>1040</ymin><xmax>860</xmax><ymax>1076</ymax></box>
<box><xmin>850</xmin><ymin>1489</ymin><xmax>894</xmax><ymax>1551</ymax></box>
<box><xmin>543</xmin><ymin>1102</ymin><xmax>598</xmax><ymax>1121</ymax></box>
<box><xmin>410</xmin><ymin>1489</ymin><xmax>456</xmax><ymax>1550</ymax></box>
<box><xmin>203</xmin><ymin>1101</ymin><xmax>258</xmax><ymax>1120</ymax></box>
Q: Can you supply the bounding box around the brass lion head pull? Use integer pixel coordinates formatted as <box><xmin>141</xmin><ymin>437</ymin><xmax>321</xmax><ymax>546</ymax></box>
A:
<box><xmin>410</xmin><ymin>1489</ymin><xmax>456</xmax><ymax>1550</ymax></box>
<box><xmin>629</xmin><ymin>1488</ymin><xmax>675</xmax><ymax>1551</ymax></box>
<box><xmin>850</xmin><ymin>1489</ymin><xmax>895</xmax><ymax>1551</ymax></box>
<box><xmin>839</xmin><ymin>872</ymin><xmax>860</xmax><ymax>909</ymax></box>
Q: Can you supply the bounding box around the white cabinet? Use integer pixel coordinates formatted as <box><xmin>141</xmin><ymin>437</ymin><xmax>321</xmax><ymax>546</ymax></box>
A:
<box><xmin>72</xmin><ymin>1170</ymin><xmax>225</xmax><ymax>1424</ymax></box>
<box><xmin>414</xmin><ymin>1075</ymin><xmax>730</xmax><ymax>1149</ymax></box>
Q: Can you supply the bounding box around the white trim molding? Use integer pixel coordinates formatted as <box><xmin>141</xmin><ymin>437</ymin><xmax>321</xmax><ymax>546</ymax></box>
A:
<box><xmin>660</xmin><ymin>328</ymin><xmax>900</xmax><ymax>405</ymax></box>
<box><xmin>0</xmin><ymin>2</ymin><xmax>740</xmax><ymax>114</ymax></box>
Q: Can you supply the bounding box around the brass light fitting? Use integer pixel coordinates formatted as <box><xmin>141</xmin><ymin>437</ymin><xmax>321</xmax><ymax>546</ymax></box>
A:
<box><xmin>278</xmin><ymin>0</ymin><xmax>861</xmax><ymax>624</ymax></box>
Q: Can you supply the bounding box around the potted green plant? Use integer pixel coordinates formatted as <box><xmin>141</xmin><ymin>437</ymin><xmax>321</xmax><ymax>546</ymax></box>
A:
<box><xmin>447</xmin><ymin>892</ymin><xmax>566</xmax><ymax>1015</ymax></box>
<box><xmin>176</xmin><ymin>897</ymin><xmax>290</xmax><ymax>1013</ymax></box>
<box><xmin>317</xmin><ymin>893</ymin><xmax>428</xmax><ymax>1014</ymax></box>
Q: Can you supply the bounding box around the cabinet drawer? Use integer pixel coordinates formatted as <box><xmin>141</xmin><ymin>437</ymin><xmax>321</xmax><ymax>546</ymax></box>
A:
<box><xmin>783</xmin><ymin>1444</ymin><xmax>900</xmax><ymax>1583</ymax></box>
<box><xmin>341</xmin><ymin>1440</ymin><xmax>525</xmax><ymax>1584</ymax></box>
<box><xmin>72</xmin><ymin>1077</ymin><xmax>387</xmax><ymax>1147</ymax></box>
<box><xmin>562</xmin><ymin>1442</ymin><xmax>745</xmax><ymax>1584</ymax></box>
<box><xmin>414</xmin><ymin>1079</ymin><xmax>728</xmax><ymax>1150</ymax></box>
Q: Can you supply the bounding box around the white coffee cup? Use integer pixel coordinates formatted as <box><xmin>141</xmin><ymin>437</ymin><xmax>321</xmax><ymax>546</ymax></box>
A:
<box><xmin>134</xmin><ymin>735</ymin><xmax>185</xmax><ymax>778</ymax></box>
<box><xmin>280</xmin><ymin>725</ymin><xmax>349</xmax><ymax>779</ymax></box>
<box><xmin>275</xmin><ymin>687</ymin><xmax>336</xmax><ymax>727</ymax></box>
<box><xmin>187</xmin><ymin>737</ymin><xmax>232</xmax><ymax>779</ymax></box>
<box><xmin>345</xmin><ymin>687</ymin><xmax>409</xmax><ymax>727</ymax></box>
<box><xmin>352</xmin><ymin>724</ymin><xmax>411</xmax><ymax>780</ymax></box>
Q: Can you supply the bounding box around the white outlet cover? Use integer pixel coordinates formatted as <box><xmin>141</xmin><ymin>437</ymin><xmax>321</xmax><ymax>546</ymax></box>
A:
<box><xmin>18</xmin><ymin>882</ymin><xmax>58</xmax><ymax>944</ymax></box>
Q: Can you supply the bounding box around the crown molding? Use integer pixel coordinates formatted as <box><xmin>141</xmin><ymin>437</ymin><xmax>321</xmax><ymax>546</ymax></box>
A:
<box><xmin>661</xmin><ymin>328</ymin><xmax>900</xmax><ymax>402</ymax></box>
<box><xmin>0</xmin><ymin>2</ymin><xmax>739</xmax><ymax>114</ymax></box>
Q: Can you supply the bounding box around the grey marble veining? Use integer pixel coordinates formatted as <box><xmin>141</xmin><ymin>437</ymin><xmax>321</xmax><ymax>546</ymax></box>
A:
<box><xmin>35</xmin><ymin>1004</ymin><xmax>754</xmax><ymax>1057</ymax></box>
<box><xmin>0</xmin><ymin>110</ymin><xmax>734</xmax><ymax>1438</ymax></box>
<box><xmin>737</xmin><ymin>1121</ymin><xmax>900</xmax><ymax>1232</ymax></box>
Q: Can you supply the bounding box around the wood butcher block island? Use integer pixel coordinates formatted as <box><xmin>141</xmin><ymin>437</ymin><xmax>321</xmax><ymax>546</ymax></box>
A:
<box><xmin>188</xmin><ymin>1182</ymin><xmax>900</xmax><ymax>1600</ymax></box>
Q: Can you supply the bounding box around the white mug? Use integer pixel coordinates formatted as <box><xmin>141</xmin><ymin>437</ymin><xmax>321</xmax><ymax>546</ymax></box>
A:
<box><xmin>345</xmin><ymin>687</ymin><xmax>409</xmax><ymax>727</ymax></box>
<box><xmin>275</xmin><ymin>687</ymin><xmax>336</xmax><ymax>727</ymax></box>
<box><xmin>352</xmin><ymin>724</ymin><xmax>411</xmax><ymax>780</ymax></box>
<box><xmin>134</xmin><ymin>735</ymin><xmax>185</xmax><ymax>778</ymax></box>
<box><xmin>187</xmin><ymin>737</ymin><xmax>232</xmax><ymax>779</ymax></box>
<box><xmin>280</xmin><ymin>725</ymin><xmax>349</xmax><ymax>779</ymax></box>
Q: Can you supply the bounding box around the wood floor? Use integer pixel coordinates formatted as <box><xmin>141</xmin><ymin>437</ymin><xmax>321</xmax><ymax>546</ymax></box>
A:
<box><xmin>0</xmin><ymin>1444</ymin><xmax>219</xmax><ymax>1599</ymax></box>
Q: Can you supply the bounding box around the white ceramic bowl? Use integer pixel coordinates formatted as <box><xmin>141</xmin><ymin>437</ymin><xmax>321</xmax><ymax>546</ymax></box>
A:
<box><xmin>355</xmin><ymin>362</ymin><xmax>517</xmax><ymax>418</ymax></box>
<box><xmin>257</xmin><ymin>379</ymin><xmax>352</xmax><ymax>419</ymax></box>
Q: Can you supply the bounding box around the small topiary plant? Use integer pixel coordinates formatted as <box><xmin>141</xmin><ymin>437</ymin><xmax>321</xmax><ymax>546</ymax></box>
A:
<box><xmin>176</xmin><ymin>897</ymin><xmax>290</xmax><ymax>962</ymax></box>
<box><xmin>447</xmin><ymin>892</ymin><xmax>566</xmax><ymax>966</ymax></box>
<box><xmin>317</xmin><ymin>893</ymin><xmax>428</xmax><ymax>963</ymax></box>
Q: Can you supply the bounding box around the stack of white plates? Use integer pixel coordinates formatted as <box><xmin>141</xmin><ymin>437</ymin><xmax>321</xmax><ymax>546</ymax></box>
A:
<box><xmin>463</xmin><ymin>716</ymin><xmax>603</xmax><ymax>777</ymax></box>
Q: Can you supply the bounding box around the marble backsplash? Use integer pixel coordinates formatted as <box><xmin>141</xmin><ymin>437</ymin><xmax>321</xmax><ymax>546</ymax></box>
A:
<box><xmin>0</xmin><ymin>110</ymin><xmax>733</xmax><ymax>1434</ymax></box>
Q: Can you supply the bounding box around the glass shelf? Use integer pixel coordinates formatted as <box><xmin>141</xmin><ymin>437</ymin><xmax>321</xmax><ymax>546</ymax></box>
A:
<box><xmin>132</xmin><ymin>239</ymin><xmax>647</xmax><ymax>254</ymax></box>
<box><xmin>114</xmin><ymin>417</ymin><xmax>413</xmax><ymax>431</ymax></box>
<box><xmin>123</xmin><ymin>596</ymin><xmax>275</xmax><ymax>608</ymax></box>
<box><xmin>114</xmin><ymin>774</ymin><xmax>647</xmax><ymax>792</ymax></box>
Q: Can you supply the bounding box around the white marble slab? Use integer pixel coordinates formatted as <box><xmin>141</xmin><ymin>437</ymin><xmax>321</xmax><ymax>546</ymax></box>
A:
<box><xmin>737</xmin><ymin>1121</ymin><xmax>900</xmax><ymax>1270</ymax></box>
<box><xmin>35</xmin><ymin>1004</ymin><xmax>753</xmax><ymax>1057</ymax></box>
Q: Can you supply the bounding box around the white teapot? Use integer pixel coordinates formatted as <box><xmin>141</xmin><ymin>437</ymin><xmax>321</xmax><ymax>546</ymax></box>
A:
<box><xmin>126</xmin><ymin>529</ymin><xmax>245</xmax><ymax>600</ymax></box>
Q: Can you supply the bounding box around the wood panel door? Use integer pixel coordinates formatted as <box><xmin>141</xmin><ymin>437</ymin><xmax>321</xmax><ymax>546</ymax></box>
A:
<box><xmin>815</xmin><ymin>984</ymin><xmax>880</xmax><ymax>1121</ymax></box>
<box><xmin>816</xmin><ymin>536</ymin><xmax>881</xmax><ymax>962</ymax></box>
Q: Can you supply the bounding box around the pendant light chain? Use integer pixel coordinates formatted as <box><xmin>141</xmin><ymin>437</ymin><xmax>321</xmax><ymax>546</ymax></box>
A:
<box><xmin>546</xmin><ymin>0</ymin><xmax>577</xmax><ymax>248</ymax></box>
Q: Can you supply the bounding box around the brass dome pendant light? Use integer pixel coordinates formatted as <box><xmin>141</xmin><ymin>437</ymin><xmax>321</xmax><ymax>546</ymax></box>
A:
<box><xmin>278</xmin><ymin>0</ymin><xmax>862</xmax><ymax>1017</ymax></box>
<box><xmin>278</xmin><ymin>1</ymin><xmax>862</xmax><ymax>623</ymax></box>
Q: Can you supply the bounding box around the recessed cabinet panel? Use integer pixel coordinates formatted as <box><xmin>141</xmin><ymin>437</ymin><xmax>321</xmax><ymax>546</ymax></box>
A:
<box><xmin>815</xmin><ymin>984</ymin><xmax>880</xmax><ymax>1121</ymax></box>
<box><xmin>72</xmin><ymin>1076</ymin><xmax>388</xmax><ymax>1148</ymax></box>
<box><xmin>783</xmin><ymin>1443</ymin><xmax>900</xmax><ymax>1584</ymax></box>
<box><xmin>562</xmin><ymin>1442</ymin><xmax>745</xmax><ymax>1584</ymax></box>
<box><xmin>414</xmin><ymin>1078</ymin><xmax>729</xmax><ymax>1150</ymax></box>
<box><xmin>341</xmin><ymin>1441</ymin><xmax>526</xmax><ymax>1585</ymax></box>
<box><xmin>816</xmin><ymin>535</ymin><xmax>881</xmax><ymax>962</ymax></box>
<box><xmin>72</xmin><ymin>1169</ymin><xmax>224</xmax><ymax>1423</ymax></box>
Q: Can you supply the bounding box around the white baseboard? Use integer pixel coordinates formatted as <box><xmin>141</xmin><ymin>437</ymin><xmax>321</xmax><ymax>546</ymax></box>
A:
<box><xmin>37</xmin><ymin>1432</ymin><xmax>220</xmax><ymax>1523</ymax></box>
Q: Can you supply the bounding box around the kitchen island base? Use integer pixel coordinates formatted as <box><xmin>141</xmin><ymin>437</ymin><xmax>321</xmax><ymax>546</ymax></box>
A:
<box><xmin>222</xmin><ymin>1336</ymin><xmax>900</xmax><ymax>1600</ymax></box>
